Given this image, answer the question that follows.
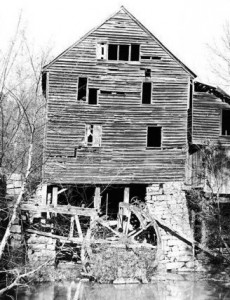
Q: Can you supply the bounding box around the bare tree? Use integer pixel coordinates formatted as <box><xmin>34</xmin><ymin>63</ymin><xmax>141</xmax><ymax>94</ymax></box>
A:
<box><xmin>0</xmin><ymin>19</ymin><xmax>52</xmax><ymax>294</ymax></box>
<box><xmin>208</xmin><ymin>22</ymin><xmax>230</xmax><ymax>93</ymax></box>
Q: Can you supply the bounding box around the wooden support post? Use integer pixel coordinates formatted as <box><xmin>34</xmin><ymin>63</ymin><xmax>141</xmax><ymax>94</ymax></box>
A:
<box><xmin>121</xmin><ymin>187</ymin><xmax>130</xmax><ymax>232</ymax></box>
<box><xmin>52</xmin><ymin>187</ymin><xmax>58</xmax><ymax>207</ymax></box>
<box><xmin>69</xmin><ymin>216</ymin><xmax>74</xmax><ymax>238</ymax></box>
<box><xmin>47</xmin><ymin>193</ymin><xmax>51</xmax><ymax>219</ymax></box>
<box><xmin>123</xmin><ymin>187</ymin><xmax>130</xmax><ymax>203</ymax></box>
<box><xmin>41</xmin><ymin>184</ymin><xmax>47</xmax><ymax>206</ymax></box>
<box><xmin>75</xmin><ymin>215</ymin><xmax>83</xmax><ymax>239</ymax></box>
<box><xmin>94</xmin><ymin>187</ymin><xmax>101</xmax><ymax>211</ymax></box>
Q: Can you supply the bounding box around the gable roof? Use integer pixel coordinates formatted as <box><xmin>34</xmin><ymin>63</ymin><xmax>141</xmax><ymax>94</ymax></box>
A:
<box><xmin>43</xmin><ymin>6</ymin><xmax>196</xmax><ymax>78</ymax></box>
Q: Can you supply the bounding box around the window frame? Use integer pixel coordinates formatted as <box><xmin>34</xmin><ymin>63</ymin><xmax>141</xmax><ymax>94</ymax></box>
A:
<box><xmin>221</xmin><ymin>109</ymin><xmax>230</xmax><ymax>137</ymax></box>
<box><xmin>141</xmin><ymin>81</ymin><xmax>152</xmax><ymax>105</ymax></box>
<box><xmin>146</xmin><ymin>125</ymin><xmax>162</xmax><ymax>149</ymax></box>
<box><xmin>85</xmin><ymin>124</ymin><xmax>102</xmax><ymax>147</ymax></box>
<box><xmin>88</xmin><ymin>88</ymin><xmax>98</xmax><ymax>105</ymax></box>
<box><xmin>77</xmin><ymin>77</ymin><xmax>88</xmax><ymax>101</ymax></box>
<box><xmin>98</xmin><ymin>43</ymin><xmax>140</xmax><ymax>62</ymax></box>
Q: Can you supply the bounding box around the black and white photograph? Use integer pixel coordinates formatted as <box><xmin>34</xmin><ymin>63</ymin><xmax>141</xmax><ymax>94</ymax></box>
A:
<box><xmin>0</xmin><ymin>0</ymin><xmax>230</xmax><ymax>299</ymax></box>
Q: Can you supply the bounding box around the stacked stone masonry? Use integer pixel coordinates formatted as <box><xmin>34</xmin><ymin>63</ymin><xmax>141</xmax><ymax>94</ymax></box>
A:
<box><xmin>27</xmin><ymin>234</ymin><xmax>56</xmax><ymax>266</ymax></box>
<box><xmin>146</xmin><ymin>181</ymin><xmax>198</xmax><ymax>272</ymax></box>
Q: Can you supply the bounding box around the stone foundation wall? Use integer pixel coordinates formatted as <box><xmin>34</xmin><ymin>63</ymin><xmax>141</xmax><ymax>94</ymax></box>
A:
<box><xmin>27</xmin><ymin>234</ymin><xmax>56</xmax><ymax>266</ymax></box>
<box><xmin>146</xmin><ymin>182</ymin><xmax>198</xmax><ymax>272</ymax></box>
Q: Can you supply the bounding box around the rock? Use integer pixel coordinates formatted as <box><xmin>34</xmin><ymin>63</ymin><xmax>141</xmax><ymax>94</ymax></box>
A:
<box><xmin>10</xmin><ymin>225</ymin><xmax>21</xmax><ymax>233</ymax></box>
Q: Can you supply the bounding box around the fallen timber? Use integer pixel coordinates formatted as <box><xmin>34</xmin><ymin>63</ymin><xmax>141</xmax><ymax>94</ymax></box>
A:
<box><xmin>20</xmin><ymin>203</ymin><xmax>98</xmax><ymax>218</ymax></box>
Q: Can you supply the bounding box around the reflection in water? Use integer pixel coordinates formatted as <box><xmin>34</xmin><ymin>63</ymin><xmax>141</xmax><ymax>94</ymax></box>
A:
<box><xmin>2</xmin><ymin>279</ymin><xmax>230</xmax><ymax>300</ymax></box>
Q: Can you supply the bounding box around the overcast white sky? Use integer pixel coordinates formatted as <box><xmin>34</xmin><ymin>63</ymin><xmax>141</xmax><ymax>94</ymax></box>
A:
<box><xmin>1</xmin><ymin>0</ymin><xmax>230</xmax><ymax>86</ymax></box>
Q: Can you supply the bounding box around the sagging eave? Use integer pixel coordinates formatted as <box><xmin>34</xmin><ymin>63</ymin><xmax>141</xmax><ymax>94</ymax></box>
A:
<box><xmin>194</xmin><ymin>81</ymin><xmax>230</xmax><ymax>105</ymax></box>
<box><xmin>42</xmin><ymin>6</ymin><xmax>196</xmax><ymax>79</ymax></box>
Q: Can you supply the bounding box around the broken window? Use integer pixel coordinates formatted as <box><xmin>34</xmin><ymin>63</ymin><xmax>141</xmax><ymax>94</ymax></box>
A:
<box><xmin>119</xmin><ymin>45</ymin><xmax>129</xmax><ymax>61</ymax></box>
<box><xmin>97</xmin><ymin>43</ymin><xmax>107</xmax><ymax>60</ymax></box>
<box><xmin>85</xmin><ymin>124</ymin><xmax>102</xmax><ymax>147</ymax></box>
<box><xmin>77</xmin><ymin>77</ymin><xmax>87</xmax><ymax>101</ymax></box>
<box><xmin>108</xmin><ymin>44</ymin><xmax>118</xmax><ymax>60</ymax></box>
<box><xmin>131</xmin><ymin>44</ymin><xmax>140</xmax><ymax>61</ymax></box>
<box><xmin>222</xmin><ymin>110</ymin><xmax>230</xmax><ymax>136</ymax></box>
<box><xmin>88</xmin><ymin>88</ymin><xmax>98</xmax><ymax>105</ymax></box>
<box><xmin>145</xmin><ymin>69</ymin><xmax>151</xmax><ymax>77</ymax></box>
<box><xmin>147</xmin><ymin>126</ymin><xmax>162</xmax><ymax>148</ymax></box>
<box><xmin>142</xmin><ymin>82</ymin><xmax>152</xmax><ymax>104</ymax></box>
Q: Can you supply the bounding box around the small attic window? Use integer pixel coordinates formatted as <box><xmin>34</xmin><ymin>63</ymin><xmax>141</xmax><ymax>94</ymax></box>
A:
<box><xmin>108</xmin><ymin>44</ymin><xmax>118</xmax><ymax>60</ymax></box>
<box><xmin>131</xmin><ymin>44</ymin><xmax>140</xmax><ymax>61</ymax></box>
<box><xmin>221</xmin><ymin>110</ymin><xmax>230</xmax><ymax>136</ymax></box>
<box><xmin>108</xmin><ymin>44</ymin><xmax>140</xmax><ymax>62</ymax></box>
<box><xmin>77</xmin><ymin>77</ymin><xmax>87</xmax><ymax>101</ymax></box>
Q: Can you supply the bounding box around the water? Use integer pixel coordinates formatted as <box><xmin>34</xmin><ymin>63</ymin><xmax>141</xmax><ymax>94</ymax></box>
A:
<box><xmin>1</xmin><ymin>279</ymin><xmax>230</xmax><ymax>300</ymax></box>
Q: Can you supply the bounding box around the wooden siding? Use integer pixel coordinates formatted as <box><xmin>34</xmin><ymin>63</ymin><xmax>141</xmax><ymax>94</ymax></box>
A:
<box><xmin>43</xmin><ymin>9</ymin><xmax>191</xmax><ymax>185</ymax></box>
<box><xmin>192</xmin><ymin>91</ymin><xmax>230</xmax><ymax>146</ymax></box>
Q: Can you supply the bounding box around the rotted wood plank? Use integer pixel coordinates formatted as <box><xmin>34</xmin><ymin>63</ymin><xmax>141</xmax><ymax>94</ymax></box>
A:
<box><xmin>20</xmin><ymin>204</ymin><xmax>98</xmax><ymax>217</ymax></box>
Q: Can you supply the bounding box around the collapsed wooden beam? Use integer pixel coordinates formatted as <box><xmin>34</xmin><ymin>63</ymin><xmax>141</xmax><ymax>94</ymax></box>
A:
<box><xmin>20</xmin><ymin>204</ymin><xmax>98</xmax><ymax>217</ymax></box>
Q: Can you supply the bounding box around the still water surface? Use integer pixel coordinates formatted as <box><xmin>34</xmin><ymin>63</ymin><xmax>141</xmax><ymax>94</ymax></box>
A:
<box><xmin>2</xmin><ymin>280</ymin><xmax>230</xmax><ymax>300</ymax></box>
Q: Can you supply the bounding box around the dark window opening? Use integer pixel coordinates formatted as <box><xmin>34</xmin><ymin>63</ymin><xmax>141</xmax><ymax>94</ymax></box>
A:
<box><xmin>119</xmin><ymin>45</ymin><xmax>129</xmax><ymax>61</ymax></box>
<box><xmin>142</xmin><ymin>82</ymin><xmax>152</xmax><ymax>104</ymax></box>
<box><xmin>116</xmin><ymin>92</ymin><xmax>125</xmax><ymax>95</ymax></box>
<box><xmin>222</xmin><ymin>110</ymin><xmax>230</xmax><ymax>136</ymax></box>
<box><xmin>108</xmin><ymin>44</ymin><xmax>118</xmax><ymax>60</ymax></box>
<box><xmin>141</xmin><ymin>56</ymin><xmax>151</xmax><ymax>60</ymax></box>
<box><xmin>145</xmin><ymin>69</ymin><xmax>151</xmax><ymax>77</ymax></box>
<box><xmin>131</xmin><ymin>44</ymin><xmax>140</xmax><ymax>61</ymax></box>
<box><xmin>77</xmin><ymin>77</ymin><xmax>87</xmax><ymax>101</ymax></box>
<box><xmin>147</xmin><ymin>126</ymin><xmax>162</xmax><ymax>148</ymax></box>
<box><xmin>88</xmin><ymin>88</ymin><xmax>98</xmax><ymax>105</ymax></box>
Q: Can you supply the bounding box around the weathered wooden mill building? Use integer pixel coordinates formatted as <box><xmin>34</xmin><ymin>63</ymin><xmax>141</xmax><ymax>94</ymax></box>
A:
<box><xmin>19</xmin><ymin>6</ymin><xmax>230</xmax><ymax>274</ymax></box>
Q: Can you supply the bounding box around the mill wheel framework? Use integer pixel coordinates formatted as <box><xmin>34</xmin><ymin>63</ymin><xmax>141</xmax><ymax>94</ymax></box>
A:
<box><xmin>81</xmin><ymin>201</ymin><xmax>161</xmax><ymax>271</ymax></box>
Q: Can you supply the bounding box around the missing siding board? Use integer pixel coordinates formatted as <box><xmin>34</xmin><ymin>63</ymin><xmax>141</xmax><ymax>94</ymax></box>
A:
<box><xmin>85</xmin><ymin>124</ymin><xmax>102</xmax><ymax>147</ymax></box>
<box><xmin>131</xmin><ymin>44</ymin><xmax>140</xmax><ymax>61</ymax></box>
<box><xmin>119</xmin><ymin>45</ymin><xmax>129</xmax><ymax>61</ymax></box>
<box><xmin>141</xmin><ymin>56</ymin><xmax>161</xmax><ymax>60</ymax></box>
<box><xmin>77</xmin><ymin>77</ymin><xmax>87</xmax><ymax>101</ymax></box>
<box><xmin>222</xmin><ymin>110</ymin><xmax>230</xmax><ymax>136</ymax></box>
<box><xmin>88</xmin><ymin>88</ymin><xmax>98</xmax><ymax>105</ymax></box>
<box><xmin>108</xmin><ymin>44</ymin><xmax>118</xmax><ymax>60</ymax></box>
<box><xmin>142</xmin><ymin>82</ymin><xmax>152</xmax><ymax>104</ymax></box>
<box><xmin>141</xmin><ymin>56</ymin><xmax>151</xmax><ymax>60</ymax></box>
<box><xmin>147</xmin><ymin>126</ymin><xmax>162</xmax><ymax>148</ymax></box>
<box><xmin>101</xmin><ymin>91</ymin><xmax>112</xmax><ymax>95</ymax></box>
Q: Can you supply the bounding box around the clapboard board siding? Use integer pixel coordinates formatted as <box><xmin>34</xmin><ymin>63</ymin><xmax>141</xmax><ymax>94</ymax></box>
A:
<box><xmin>193</xmin><ymin>92</ymin><xmax>230</xmax><ymax>146</ymax></box>
<box><xmin>43</xmin><ymin>8</ymin><xmax>191</xmax><ymax>184</ymax></box>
